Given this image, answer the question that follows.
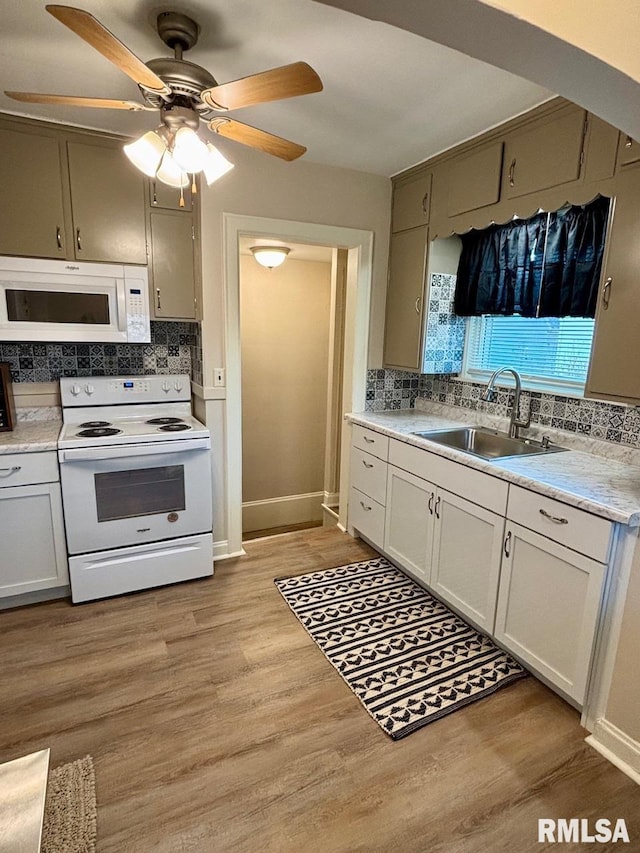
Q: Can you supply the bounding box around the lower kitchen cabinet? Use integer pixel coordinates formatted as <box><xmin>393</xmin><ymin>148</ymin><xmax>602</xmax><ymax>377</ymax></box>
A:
<box><xmin>383</xmin><ymin>465</ymin><xmax>434</xmax><ymax>582</ymax></box>
<box><xmin>494</xmin><ymin>522</ymin><xmax>605</xmax><ymax>704</ymax></box>
<box><xmin>0</xmin><ymin>481</ymin><xmax>68</xmax><ymax>598</ymax></box>
<box><xmin>430</xmin><ymin>488</ymin><xmax>505</xmax><ymax>633</ymax></box>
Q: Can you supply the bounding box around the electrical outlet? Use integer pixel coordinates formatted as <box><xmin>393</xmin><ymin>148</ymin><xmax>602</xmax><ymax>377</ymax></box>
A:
<box><xmin>213</xmin><ymin>368</ymin><xmax>225</xmax><ymax>387</ymax></box>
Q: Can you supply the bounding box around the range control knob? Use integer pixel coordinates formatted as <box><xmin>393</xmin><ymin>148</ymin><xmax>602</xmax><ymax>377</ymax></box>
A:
<box><xmin>174</xmin><ymin>381</ymin><xmax>183</xmax><ymax>392</ymax></box>
<box><xmin>162</xmin><ymin>381</ymin><xmax>171</xmax><ymax>393</ymax></box>
<box><xmin>85</xmin><ymin>383</ymin><xmax>94</xmax><ymax>396</ymax></box>
<box><xmin>70</xmin><ymin>383</ymin><xmax>81</xmax><ymax>396</ymax></box>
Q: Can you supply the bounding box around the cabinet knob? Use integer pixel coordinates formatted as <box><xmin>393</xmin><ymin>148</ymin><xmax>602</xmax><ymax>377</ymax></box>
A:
<box><xmin>76</xmin><ymin>227</ymin><xmax>82</xmax><ymax>252</ymax></box>
<box><xmin>421</xmin><ymin>192</ymin><xmax>429</xmax><ymax>216</ymax></box>
<box><xmin>504</xmin><ymin>530</ymin><xmax>512</xmax><ymax>557</ymax></box>
<box><xmin>602</xmin><ymin>276</ymin><xmax>612</xmax><ymax>310</ymax></box>
<box><xmin>625</xmin><ymin>135</ymin><xmax>633</xmax><ymax>149</ymax></box>
<box><xmin>508</xmin><ymin>158</ymin><xmax>517</xmax><ymax>187</ymax></box>
<box><xmin>56</xmin><ymin>226</ymin><xmax>63</xmax><ymax>251</ymax></box>
<box><xmin>415</xmin><ymin>295</ymin><xmax>422</xmax><ymax>315</ymax></box>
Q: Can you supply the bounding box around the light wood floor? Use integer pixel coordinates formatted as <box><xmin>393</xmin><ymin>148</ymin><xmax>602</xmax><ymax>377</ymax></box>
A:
<box><xmin>1</xmin><ymin>528</ymin><xmax>638</xmax><ymax>852</ymax></box>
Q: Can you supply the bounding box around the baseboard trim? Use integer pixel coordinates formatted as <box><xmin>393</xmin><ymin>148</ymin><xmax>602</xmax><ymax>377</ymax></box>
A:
<box><xmin>586</xmin><ymin>720</ymin><xmax>640</xmax><ymax>786</ymax></box>
<box><xmin>242</xmin><ymin>491</ymin><xmax>324</xmax><ymax>532</ymax></box>
<box><xmin>212</xmin><ymin>540</ymin><xmax>246</xmax><ymax>561</ymax></box>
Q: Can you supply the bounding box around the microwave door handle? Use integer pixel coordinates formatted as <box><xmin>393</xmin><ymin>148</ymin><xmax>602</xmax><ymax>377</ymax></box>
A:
<box><xmin>60</xmin><ymin>438</ymin><xmax>210</xmax><ymax>463</ymax></box>
<box><xmin>116</xmin><ymin>283</ymin><xmax>127</xmax><ymax>332</ymax></box>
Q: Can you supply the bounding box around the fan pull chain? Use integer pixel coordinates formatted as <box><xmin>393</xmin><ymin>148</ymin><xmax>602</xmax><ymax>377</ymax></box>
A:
<box><xmin>179</xmin><ymin>183</ymin><xmax>185</xmax><ymax>209</ymax></box>
<box><xmin>191</xmin><ymin>175</ymin><xmax>198</xmax><ymax>195</ymax></box>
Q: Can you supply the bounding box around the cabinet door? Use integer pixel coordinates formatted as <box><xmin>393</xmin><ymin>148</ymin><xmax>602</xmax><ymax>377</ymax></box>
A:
<box><xmin>149</xmin><ymin>179</ymin><xmax>193</xmax><ymax>211</ymax></box>
<box><xmin>494</xmin><ymin>522</ymin><xmax>605</xmax><ymax>704</ymax></box>
<box><xmin>383</xmin><ymin>465</ymin><xmax>435</xmax><ymax>582</ymax></box>
<box><xmin>0</xmin><ymin>483</ymin><xmax>68</xmax><ymax>597</ymax></box>
<box><xmin>586</xmin><ymin>167</ymin><xmax>640</xmax><ymax>402</ymax></box>
<box><xmin>503</xmin><ymin>108</ymin><xmax>587</xmax><ymax>200</ymax></box>
<box><xmin>67</xmin><ymin>140</ymin><xmax>147</xmax><ymax>264</ymax></box>
<box><xmin>430</xmin><ymin>489</ymin><xmax>504</xmax><ymax>633</ymax></box>
<box><xmin>617</xmin><ymin>133</ymin><xmax>640</xmax><ymax>168</ymax></box>
<box><xmin>150</xmin><ymin>211</ymin><xmax>196</xmax><ymax>319</ymax></box>
<box><xmin>392</xmin><ymin>172</ymin><xmax>431</xmax><ymax>232</ymax></box>
<box><xmin>0</xmin><ymin>126</ymin><xmax>67</xmax><ymax>259</ymax></box>
<box><xmin>447</xmin><ymin>142</ymin><xmax>503</xmax><ymax>217</ymax></box>
<box><xmin>383</xmin><ymin>226</ymin><xmax>427</xmax><ymax>370</ymax></box>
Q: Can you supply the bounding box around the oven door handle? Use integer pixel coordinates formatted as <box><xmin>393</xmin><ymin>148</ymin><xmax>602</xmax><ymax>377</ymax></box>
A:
<box><xmin>59</xmin><ymin>438</ymin><xmax>211</xmax><ymax>463</ymax></box>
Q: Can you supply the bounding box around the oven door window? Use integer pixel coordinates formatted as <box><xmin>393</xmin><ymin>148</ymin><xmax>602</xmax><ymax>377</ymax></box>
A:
<box><xmin>6</xmin><ymin>289</ymin><xmax>110</xmax><ymax>324</ymax></box>
<box><xmin>94</xmin><ymin>465</ymin><xmax>185</xmax><ymax>522</ymax></box>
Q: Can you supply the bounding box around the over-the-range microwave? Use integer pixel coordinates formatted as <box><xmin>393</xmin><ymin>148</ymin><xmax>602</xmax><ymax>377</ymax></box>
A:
<box><xmin>0</xmin><ymin>256</ymin><xmax>151</xmax><ymax>343</ymax></box>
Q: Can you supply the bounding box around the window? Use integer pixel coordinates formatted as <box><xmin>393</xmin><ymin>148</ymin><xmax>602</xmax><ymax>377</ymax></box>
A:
<box><xmin>463</xmin><ymin>314</ymin><xmax>595</xmax><ymax>394</ymax></box>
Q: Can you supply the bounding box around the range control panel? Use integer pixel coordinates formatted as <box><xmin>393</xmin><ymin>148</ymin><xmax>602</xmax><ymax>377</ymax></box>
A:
<box><xmin>60</xmin><ymin>374</ymin><xmax>191</xmax><ymax>406</ymax></box>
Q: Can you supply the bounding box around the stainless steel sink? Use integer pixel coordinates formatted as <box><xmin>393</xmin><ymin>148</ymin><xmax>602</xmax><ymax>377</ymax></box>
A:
<box><xmin>411</xmin><ymin>426</ymin><xmax>567</xmax><ymax>461</ymax></box>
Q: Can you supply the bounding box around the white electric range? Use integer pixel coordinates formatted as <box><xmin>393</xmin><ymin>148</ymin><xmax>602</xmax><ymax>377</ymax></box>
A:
<box><xmin>57</xmin><ymin>374</ymin><xmax>213</xmax><ymax>603</ymax></box>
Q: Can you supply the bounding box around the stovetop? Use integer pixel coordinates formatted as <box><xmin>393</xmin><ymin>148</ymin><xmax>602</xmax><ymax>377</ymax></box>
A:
<box><xmin>57</xmin><ymin>374</ymin><xmax>209</xmax><ymax>449</ymax></box>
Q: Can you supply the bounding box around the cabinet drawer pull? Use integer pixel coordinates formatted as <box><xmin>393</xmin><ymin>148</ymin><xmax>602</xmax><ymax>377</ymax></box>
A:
<box><xmin>56</xmin><ymin>226</ymin><xmax>63</xmax><ymax>250</ymax></box>
<box><xmin>428</xmin><ymin>492</ymin><xmax>434</xmax><ymax>515</ymax></box>
<box><xmin>0</xmin><ymin>465</ymin><xmax>21</xmax><ymax>477</ymax></box>
<box><xmin>363</xmin><ymin>436</ymin><xmax>375</xmax><ymax>444</ymax></box>
<box><xmin>508</xmin><ymin>158</ymin><xmax>516</xmax><ymax>187</ymax></box>
<box><xmin>539</xmin><ymin>508</ymin><xmax>569</xmax><ymax>525</ymax></box>
<box><xmin>504</xmin><ymin>530</ymin><xmax>512</xmax><ymax>557</ymax></box>
<box><xmin>76</xmin><ymin>227</ymin><xmax>82</xmax><ymax>252</ymax></box>
<box><xmin>421</xmin><ymin>192</ymin><xmax>429</xmax><ymax>216</ymax></box>
<box><xmin>361</xmin><ymin>459</ymin><xmax>374</xmax><ymax>469</ymax></box>
<box><xmin>415</xmin><ymin>295</ymin><xmax>422</xmax><ymax>315</ymax></box>
<box><xmin>359</xmin><ymin>501</ymin><xmax>372</xmax><ymax>512</ymax></box>
<box><xmin>602</xmin><ymin>276</ymin><xmax>612</xmax><ymax>309</ymax></box>
<box><xmin>434</xmin><ymin>495</ymin><xmax>441</xmax><ymax>519</ymax></box>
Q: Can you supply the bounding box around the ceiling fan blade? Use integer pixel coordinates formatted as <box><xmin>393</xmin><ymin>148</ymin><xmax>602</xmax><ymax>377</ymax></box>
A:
<box><xmin>201</xmin><ymin>62</ymin><xmax>322</xmax><ymax>111</ymax></box>
<box><xmin>46</xmin><ymin>5</ymin><xmax>170</xmax><ymax>95</ymax></box>
<box><xmin>209</xmin><ymin>118</ymin><xmax>306</xmax><ymax>161</ymax></box>
<box><xmin>5</xmin><ymin>91</ymin><xmax>149</xmax><ymax>110</ymax></box>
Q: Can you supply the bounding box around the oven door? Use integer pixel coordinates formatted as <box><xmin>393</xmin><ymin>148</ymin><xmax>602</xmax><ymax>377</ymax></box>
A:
<box><xmin>59</xmin><ymin>439</ymin><xmax>212</xmax><ymax>555</ymax></box>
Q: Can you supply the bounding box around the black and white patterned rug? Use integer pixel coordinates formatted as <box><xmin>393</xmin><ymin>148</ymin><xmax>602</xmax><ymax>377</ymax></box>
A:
<box><xmin>275</xmin><ymin>557</ymin><xmax>527</xmax><ymax>739</ymax></box>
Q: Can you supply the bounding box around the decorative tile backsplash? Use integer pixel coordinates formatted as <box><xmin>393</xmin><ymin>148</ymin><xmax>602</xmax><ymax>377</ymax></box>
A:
<box><xmin>422</xmin><ymin>274</ymin><xmax>465</xmax><ymax>374</ymax></box>
<box><xmin>0</xmin><ymin>321</ymin><xmax>202</xmax><ymax>384</ymax></box>
<box><xmin>365</xmin><ymin>369</ymin><xmax>640</xmax><ymax>448</ymax></box>
<box><xmin>366</xmin><ymin>369</ymin><xmax>420</xmax><ymax>411</ymax></box>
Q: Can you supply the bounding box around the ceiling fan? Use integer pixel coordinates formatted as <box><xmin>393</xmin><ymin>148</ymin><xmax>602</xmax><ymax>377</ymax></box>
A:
<box><xmin>5</xmin><ymin>5</ymin><xmax>323</xmax><ymax>186</ymax></box>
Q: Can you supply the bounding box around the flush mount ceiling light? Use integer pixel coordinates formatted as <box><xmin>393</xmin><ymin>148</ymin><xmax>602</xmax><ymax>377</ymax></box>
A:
<box><xmin>250</xmin><ymin>246</ymin><xmax>290</xmax><ymax>269</ymax></box>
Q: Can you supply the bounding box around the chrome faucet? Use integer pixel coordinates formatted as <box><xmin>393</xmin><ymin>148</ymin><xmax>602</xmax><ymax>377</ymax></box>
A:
<box><xmin>481</xmin><ymin>367</ymin><xmax>531</xmax><ymax>439</ymax></box>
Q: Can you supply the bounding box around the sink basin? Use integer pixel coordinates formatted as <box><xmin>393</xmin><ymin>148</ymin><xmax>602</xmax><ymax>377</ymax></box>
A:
<box><xmin>412</xmin><ymin>426</ymin><xmax>567</xmax><ymax>461</ymax></box>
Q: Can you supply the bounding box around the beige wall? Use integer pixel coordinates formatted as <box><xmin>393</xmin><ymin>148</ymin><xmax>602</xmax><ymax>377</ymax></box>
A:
<box><xmin>240</xmin><ymin>255</ymin><xmax>331</xmax><ymax>506</ymax></box>
<box><xmin>199</xmin><ymin>145</ymin><xmax>391</xmax><ymax>378</ymax></box>
<box><xmin>605</xmin><ymin>548</ymin><xmax>640</xmax><ymax>742</ymax></box>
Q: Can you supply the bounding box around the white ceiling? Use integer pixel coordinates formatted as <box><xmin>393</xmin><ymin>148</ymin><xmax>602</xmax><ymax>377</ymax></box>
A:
<box><xmin>0</xmin><ymin>0</ymin><xmax>551</xmax><ymax>176</ymax></box>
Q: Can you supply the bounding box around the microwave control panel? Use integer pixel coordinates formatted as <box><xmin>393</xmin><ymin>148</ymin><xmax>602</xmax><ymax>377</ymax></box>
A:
<box><xmin>126</xmin><ymin>284</ymin><xmax>151</xmax><ymax>343</ymax></box>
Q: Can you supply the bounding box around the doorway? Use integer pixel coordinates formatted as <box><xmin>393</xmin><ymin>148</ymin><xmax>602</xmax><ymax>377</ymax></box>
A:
<box><xmin>223</xmin><ymin>214</ymin><xmax>374</xmax><ymax>556</ymax></box>
<box><xmin>239</xmin><ymin>239</ymin><xmax>345</xmax><ymax>540</ymax></box>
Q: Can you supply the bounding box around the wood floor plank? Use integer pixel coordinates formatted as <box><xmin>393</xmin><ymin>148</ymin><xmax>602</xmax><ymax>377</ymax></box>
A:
<box><xmin>0</xmin><ymin>528</ymin><xmax>638</xmax><ymax>852</ymax></box>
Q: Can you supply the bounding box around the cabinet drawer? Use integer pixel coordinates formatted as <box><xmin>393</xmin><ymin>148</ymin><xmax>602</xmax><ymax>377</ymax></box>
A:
<box><xmin>349</xmin><ymin>486</ymin><xmax>385</xmax><ymax>546</ymax></box>
<box><xmin>351</xmin><ymin>448</ymin><xmax>387</xmax><ymax>505</ymax></box>
<box><xmin>0</xmin><ymin>451</ymin><xmax>59</xmax><ymax>488</ymax></box>
<box><xmin>389</xmin><ymin>439</ymin><xmax>508</xmax><ymax>515</ymax></box>
<box><xmin>352</xmin><ymin>425</ymin><xmax>389</xmax><ymax>461</ymax></box>
<box><xmin>507</xmin><ymin>485</ymin><xmax>612</xmax><ymax>562</ymax></box>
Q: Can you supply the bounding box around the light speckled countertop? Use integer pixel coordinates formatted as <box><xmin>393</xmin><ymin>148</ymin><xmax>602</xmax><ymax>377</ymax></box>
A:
<box><xmin>0</xmin><ymin>419</ymin><xmax>61</xmax><ymax>454</ymax></box>
<box><xmin>348</xmin><ymin>408</ymin><xmax>640</xmax><ymax>527</ymax></box>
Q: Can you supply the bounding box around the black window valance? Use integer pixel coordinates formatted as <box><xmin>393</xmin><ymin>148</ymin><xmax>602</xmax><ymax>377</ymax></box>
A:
<box><xmin>454</xmin><ymin>195</ymin><xmax>610</xmax><ymax>319</ymax></box>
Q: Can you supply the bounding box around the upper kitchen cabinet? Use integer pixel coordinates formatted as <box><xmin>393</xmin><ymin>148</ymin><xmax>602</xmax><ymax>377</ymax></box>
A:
<box><xmin>383</xmin><ymin>226</ymin><xmax>428</xmax><ymax>370</ymax></box>
<box><xmin>447</xmin><ymin>142</ymin><xmax>503</xmax><ymax>217</ymax></box>
<box><xmin>149</xmin><ymin>178</ymin><xmax>193</xmax><ymax>212</ymax></box>
<box><xmin>392</xmin><ymin>171</ymin><xmax>432</xmax><ymax>232</ymax></box>
<box><xmin>502</xmin><ymin>106</ymin><xmax>587</xmax><ymax>200</ymax></box>
<box><xmin>67</xmin><ymin>140</ymin><xmax>147</xmax><ymax>264</ymax></box>
<box><xmin>0</xmin><ymin>125</ymin><xmax>67</xmax><ymax>259</ymax></box>
<box><xmin>585</xmin><ymin>168</ymin><xmax>640</xmax><ymax>403</ymax></box>
<box><xmin>149</xmin><ymin>211</ymin><xmax>197</xmax><ymax>320</ymax></box>
<box><xmin>616</xmin><ymin>132</ymin><xmax>640</xmax><ymax>168</ymax></box>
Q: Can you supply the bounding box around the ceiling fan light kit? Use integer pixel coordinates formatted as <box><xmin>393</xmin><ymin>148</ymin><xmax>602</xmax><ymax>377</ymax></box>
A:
<box><xmin>5</xmin><ymin>5</ymin><xmax>323</xmax><ymax>191</ymax></box>
<box><xmin>250</xmin><ymin>246</ymin><xmax>290</xmax><ymax>269</ymax></box>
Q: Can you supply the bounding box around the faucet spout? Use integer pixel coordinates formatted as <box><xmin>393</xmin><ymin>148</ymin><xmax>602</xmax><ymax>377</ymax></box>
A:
<box><xmin>482</xmin><ymin>367</ymin><xmax>530</xmax><ymax>439</ymax></box>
